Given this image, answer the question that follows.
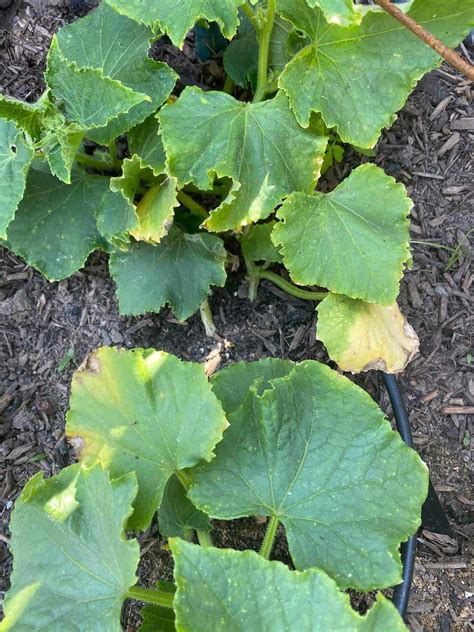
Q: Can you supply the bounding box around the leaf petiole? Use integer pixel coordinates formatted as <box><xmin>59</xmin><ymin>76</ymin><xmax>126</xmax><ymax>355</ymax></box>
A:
<box><xmin>259</xmin><ymin>516</ymin><xmax>279</xmax><ymax>560</ymax></box>
<box><xmin>196</xmin><ymin>530</ymin><xmax>213</xmax><ymax>548</ymax></box>
<box><xmin>256</xmin><ymin>270</ymin><xmax>328</xmax><ymax>302</ymax></box>
<box><xmin>200</xmin><ymin>298</ymin><xmax>218</xmax><ymax>337</ymax></box>
<box><xmin>126</xmin><ymin>585</ymin><xmax>174</xmax><ymax>609</ymax></box>
<box><xmin>177</xmin><ymin>190</ymin><xmax>208</xmax><ymax>219</ymax></box>
<box><xmin>253</xmin><ymin>0</ymin><xmax>276</xmax><ymax>103</ymax></box>
<box><xmin>241</xmin><ymin>3</ymin><xmax>258</xmax><ymax>28</ymax></box>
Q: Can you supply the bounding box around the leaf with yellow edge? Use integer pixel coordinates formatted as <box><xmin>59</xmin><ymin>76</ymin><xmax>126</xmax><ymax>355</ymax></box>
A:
<box><xmin>131</xmin><ymin>179</ymin><xmax>178</xmax><ymax>244</ymax></box>
<box><xmin>317</xmin><ymin>294</ymin><xmax>419</xmax><ymax>374</ymax></box>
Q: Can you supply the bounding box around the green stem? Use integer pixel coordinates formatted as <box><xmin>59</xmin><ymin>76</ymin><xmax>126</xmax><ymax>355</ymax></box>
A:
<box><xmin>197</xmin><ymin>530</ymin><xmax>213</xmax><ymax>548</ymax></box>
<box><xmin>241</xmin><ymin>2</ymin><xmax>258</xmax><ymax>27</ymax></box>
<box><xmin>176</xmin><ymin>469</ymin><xmax>192</xmax><ymax>491</ymax></box>
<box><xmin>223</xmin><ymin>74</ymin><xmax>235</xmax><ymax>95</ymax></box>
<box><xmin>259</xmin><ymin>516</ymin><xmax>279</xmax><ymax>560</ymax></box>
<box><xmin>257</xmin><ymin>270</ymin><xmax>328</xmax><ymax>301</ymax></box>
<box><xmin>200</xmin><ymin>298</ymin><xmax>218</xmax><ymax>337</ymax></box>
<box><xmin>74</xmin><ymin>151</ymin><xmax>118</xmax><ymax>171</ymax></box>
<box><xmin>126</xmin><ymin>586</ymin><xmax>174</xmax><ymax>609</ymax></box>
<box><xmin>177</xmin><ymin>190</ymin><xmax>208</xmax><ymax>219</ymax></box>
<box><xmin>253</xmin><ymin>0</ymin><xmax>276</xmax><ymax>103</ymax></box>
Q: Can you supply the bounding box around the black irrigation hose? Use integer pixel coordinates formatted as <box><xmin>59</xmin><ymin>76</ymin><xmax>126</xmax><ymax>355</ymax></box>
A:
<box><xmin>381</xmin><ymin>373</ymin><xmax>417</xmax><ymax>620</ymax></box>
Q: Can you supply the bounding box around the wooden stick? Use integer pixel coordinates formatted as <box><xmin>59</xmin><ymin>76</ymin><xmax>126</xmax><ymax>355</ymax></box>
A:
<box><xmin>374</xmin><ymin>0</ymin><xmax>474</xmax><ymax>81</ymax></box>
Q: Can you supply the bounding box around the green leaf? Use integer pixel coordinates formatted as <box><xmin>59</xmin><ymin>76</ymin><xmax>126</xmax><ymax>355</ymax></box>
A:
<box><xmin>158</xmin><ymin>475</ymin><xmax>211</xmax><ymax>539</ymax></box>
<box><xmin>106</xmin><ymin>0</ymin><xmax>244</xmax><ymax>47</ymax></box>
<box><xmin>44</xmin><ymin>125</ymin><xmax>84</xmax><ymax>184</ymax></box>
<box><xmin>140</xmin><ymin>582</ymin><xmax>176</xmax><ymax>632</ymax></box>
<box><xmin>95</xmin><ymin>187</ymin><xmax>139</xmax><ymax>247</ymax></box>
<box><xmin>53</xmin><ymin>3</ymin><xmax>177</xmax><ymax>144</ymax></box>
<box><xmin>278</xmin><ymin>0</ymin><xmax>474</xmax><ymax>147</ymax></box>
<box><xmin>0</xmin><ymin>464</ymin><xmax>139</xmax><ymax>631</ymax></box>
<box><xmin>171</xmin><ymin>540</ymin><xmax>407</xmax><ymax>631</ymax></box>
<box><xmin>66</xmin><ymin>347</ymin><xmax>228</xmax><ymax>530</ymax></box>
<box><xmin>317</xmin><ymin>294</ymin><xmax>419</xmax><ymax>374</ymax></box>
<box><xmin>241</xmin><ymin>222</ymin><xmax>283</xmax><ymax>265</ymax></box>
<box><xmin>159</xmin><ymin>89</ymin><xmax>327</xmax><ymax>231</ymax></box>
<box><xmin>128</xmin><ymin>116</ymin><xmax>167</xmax><ymax>175</ymax></box>
<box><xmin>272</xmin><ymin>164</ymin><xmax>412</xmax><ymax>305</ymax></box>
<box><xmin>212</xmin><ymin>356</ymin><xmax>294</xmax><ymax>415</ymax></box>
<box><xmin>0</xmin><ymin>95</ymin><xmax>46</xmax><ymax>140</ymax></box>
<box><xmin>190</xmin><ymin>360</ymin><xmax>428</xmax><ymax>590</ymax></box>
<box><xmin>6</xmin><ymin>169</ymin><xmax>112</xmax><ymax>280</ymax></box>
<box><xmin>109</xmin><ymin>227</ymin><xmax>227</xmax><ymax>320</ymax></box>
<box><xmin>46</xmin><ymin>38</ymin><xmax>148</xmax><ymax>130</ymax></box>
<box><xmin>307</xmin><ymin>0</ymin><xmax>361</xmax><ymax>26</ymax></box>
<box><xmin>0</xmin><ymin>119</ymin><xmax>34</xmax><ymax>239</ymax></box>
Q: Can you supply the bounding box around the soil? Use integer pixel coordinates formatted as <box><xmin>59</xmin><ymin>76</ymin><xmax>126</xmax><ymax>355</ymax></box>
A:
<box><xmin>0</xmin><ymin>2</ymin><xmax>473</xmax><ymax>631</ymax></box>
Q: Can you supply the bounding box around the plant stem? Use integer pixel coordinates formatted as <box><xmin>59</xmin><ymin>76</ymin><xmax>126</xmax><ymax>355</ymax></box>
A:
<box><xmin>176</xmin><ymin>469</ymin><xmax>192</xmax><ymax>491</ymax></box>
<box><xmin>259</xmin><ymin>516</ymin><xmax>279</xmax><ymax>560</ymax></box>
<box><xmin>177</xmin><ymin>190</ymin><xmax>208</xmax><ymax>219</ymax></box>
<box><xmin>197</xmin><ymin>530</ymin><xmax>214</xmax><ymax>548</ymax></box>
<box><xmin>126</xmin><ymin>586</ymin><xmax>174</xmax><ymax>609</ymax></box>
<box><xmin>257</xmin><ymin>270</ymin><xmax>328</xmax><ymax>301</ymax></box>
<box><xmin>374</xmin><ymin>0</ymin><xmax>474</xmax><ymax>81</ymax></box>
<box><xmin>223</xmin><ymin>74</ymin><xmax>235</xmax><ymax>95</ymax></box>
<box><xmin>253</xmin><ymin>0</ymin><xmax>276</xmax><ymax>102</ymax></box>
<box><xmin>241</xmin><ymin>2</ymin><xmax>258</xmax><ymax>28</ymax></box>
<box><xmin>200</xmin><ymin>298</ymin><xmax>218</xmax><ymax>337</ymax></box>
<box><xmin>74</xmin><ymin>151</ymin><xmax>117</xmax><ymax>171</ymax></box>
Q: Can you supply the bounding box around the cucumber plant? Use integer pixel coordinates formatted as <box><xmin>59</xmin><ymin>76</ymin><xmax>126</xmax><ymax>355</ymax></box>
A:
<box><xmin>1</xmin><ymin>346</ymin><xmax>429</xmax><ymax>630</ymax></box>
<box><xmin>0</xmin><ymin>0</ymin><xmax>472</xmax><ymax>374</ymax></box>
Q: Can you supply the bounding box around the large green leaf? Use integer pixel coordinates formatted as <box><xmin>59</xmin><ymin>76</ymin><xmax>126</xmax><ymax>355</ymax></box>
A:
<box><xmin>171</xmin><ymin>540</ymin><xmax>407</xmax><ymax>631</ymax></box>
<box><xmin>158</xmin><ymin>475</ymin><xmax>211</xmax><ymax>539</ymax></box>
<box><xmin>190</xmin><ymin>360</ymin><xmax>428</xmax><ymax>590</ymax></box>
<box><xmin>66</xmin><ymin>347</ymin><xmax>228</xmax><ymax>530</ymax></box>
<box><xmin>5</xmin><ymin>169</ymin><xmax>135</xmax><ymax>280</ymax></box>
<box><xmin>0</xmin><ymin>464</ymin><xmax>139</xmax><ymax>632</ymax></box>
<box><xmin>0</xmin><ymin>119</ymin><xmax>34</xmax><ymax>239</ymax></box>
<box><xmin>272</xmin><ymin>164</ymin><xmax>412</xmax><ymax>305</ymax></box>
<box><xmin>278</xmin><ymin>0</ymin><xmax>474</xmax><ymax>147</ymax></box>
<box><xmin>53</xmin><ymin>3</ymin><xmax>177</xmax><ymax>144</ymax></box>
<box><xmin>106</xmin><ymin>0</ymin><xmax>244</xmax><ymax>47</ymax></box>
<box><xmin>159</xmin><ymin>89</ymin><xmax>327</xmax><ymax>231</ymax></box>
<box><xmin>46</xmin><ymin>38</ymin><xmax>148</xmax><ymax>130</ymax></box>
<box><xmin>109</xmin><ymin>227</ymin><xmax>227</xmax><ymax>320</ymax></box>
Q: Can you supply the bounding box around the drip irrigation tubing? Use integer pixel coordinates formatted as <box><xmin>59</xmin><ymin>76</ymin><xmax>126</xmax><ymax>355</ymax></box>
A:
<box><xmin>381</xmin><ymin>373</ymin><xmax>417</xmax><ymax>619</ymax></box>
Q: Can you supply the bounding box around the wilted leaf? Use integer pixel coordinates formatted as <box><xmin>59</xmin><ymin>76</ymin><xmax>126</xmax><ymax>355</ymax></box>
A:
<box><xmin>279</xmin><ymin>0</ymin><xmax>474</xmax><ymax>147</ymax></box>
<box><xmin>190</xmin><ymin>360</ymin><xmax>428</xmax><ymax>589</ymax></box>
<box><xmin>0</xmin><ymin>464</ymin><xmax>139</xmax><ymax>631</ymax></box>
<box><xmin>171</xmin><ymin>540</ymin><xmax>407</xmax><ymax>631</ymax></box>
<box><xmin>128</xmin><ymin>116</ymin><xmax>167</xmax><ymax>175</ymax></box>
<box><xmin>109</xmin><ymin>227</ymin><xmax>227</xmax><ymax>320</ymax></box>
<box><xmin>272</xmin><ymin>164</ymin><xmax>412</xmax><ymax>305</ymax></box>
<box><xmin>159</xmin><ymin>89</ymin><xmax>327</xmax><ymax>231</ymax></box>
<box><xmin>106</xmin><ymin>0</ymin><xmax>244</xmax><ymax>47</ymax></box>
<box><xmin>66</xmin><ymin>347</ymin><xmax>228</xmax><ymax>530</ymax></box>
<box><xmin>0</xmin><ymin>119</ymin><xmax>34</xmax><ymax>239</ymax></box>
<box><xmin>317</xmin><ymin>294</ymin><xmax>419</xmax><ymax>374</ymax></box>
<box><xmin>158</xmin><ymin>475</ymin><xmax>211</xmax><ymax>539</ymax></box>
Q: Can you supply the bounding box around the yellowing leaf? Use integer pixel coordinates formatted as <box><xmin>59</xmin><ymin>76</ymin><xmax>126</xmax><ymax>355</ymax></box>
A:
<box><xmin>131</xmin><ymin>180</ymin><xmax>178</xmax><ymax>244</ymax></box>
<box><xmin>317</xmin><ymin>294</ymin><xmax>420</xmax><ymax>374</ymax></box>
